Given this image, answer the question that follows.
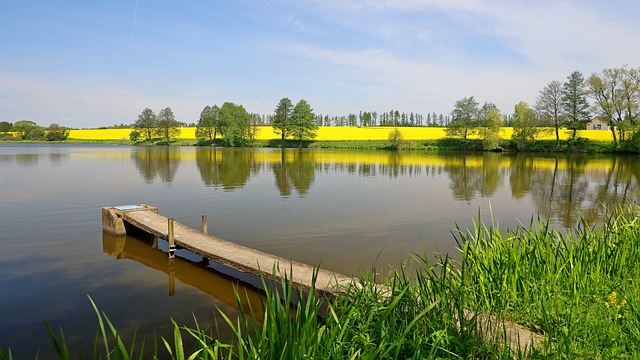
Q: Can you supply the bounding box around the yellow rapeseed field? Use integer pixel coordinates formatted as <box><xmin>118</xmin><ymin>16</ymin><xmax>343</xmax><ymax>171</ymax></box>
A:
<box><xmin>68</xmin><ymin>126</ymin><xmax>616</xmax><ymax>142</ymax></box>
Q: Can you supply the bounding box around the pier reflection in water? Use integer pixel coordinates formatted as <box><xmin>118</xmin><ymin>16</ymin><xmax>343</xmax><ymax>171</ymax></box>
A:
<box><xmin>102</xmin><ymin>231</ymin><xmax>267</xmax><ymax>321</ymax></box>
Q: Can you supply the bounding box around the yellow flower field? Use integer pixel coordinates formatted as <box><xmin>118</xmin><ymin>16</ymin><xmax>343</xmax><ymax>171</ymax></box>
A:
<box><xmin>67</xmin><ymin>126</ymin><xmax>616</xmax><ymax>142</ymax></box>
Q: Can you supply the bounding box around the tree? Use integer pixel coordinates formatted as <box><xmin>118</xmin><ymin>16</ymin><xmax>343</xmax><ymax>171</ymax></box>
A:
<box><xmin>154</xmin><ymin>107</ymin><xmax>181</xmax><ymax>143</ymax></box>
<box><xmin>387</xmin><ymin>128</ymin><xmax>404</xmax><ymax>150</ymax></box>
<box><xmin>0</xmin><ymin>121</ymin><xmax>13</xmax><ymax>132</ymax></box>
<box><xmin>562</xmin><ymin>71</ymin><xmax>590</xmax><ymax>139</ymax></box>
<box><xmin>44</xmin><ymin>123</ymin><xmax>70</xmax><ymax>141</ymax></box>
<box><xmin>536</xmin><ymin>80</ymin><xmax>564</xmax><ymax>150</ymax></box>
<box><xmin>511</xmin><ymin>101</ymin><xmax>539</xmax><ymax>143</ymax></box>
<box><xmin>290</xmin><ymin>99</ymin><xmax>317</xmax><ymax>148</ymax></box>
<box><xmin>446</xmin><ymin>97</ymin><xmax>480</xmax><ymax>143</ymax></box>
<box><xmin>196</xmin><ymin>105</ymin><xmax>220</xmax><ymax>145</ymax></box>
<box><xmin>272</xmin><ymin>98</ymin><xmax>293</xmax><ymax>148</ymax></box>
<box><xmin>11</xmin><ymin>120</ymin><xmax>38</xmax><ymax>139</ymax></box>
<box><xmin>247</xmin><ymin>113</ymin><xmax>262</xmax><ymax>144</ymax></box>
<box><xmin>134</xmin><ymin>108</ymin><xmax>157</xmax><ymax>141</ymax></box>
<box><xmin>587</xmin><ymin>66</ymin><xmax>640</xmax><ymax>145</ymax></box>
<box><xmin>29</xmin><ymin>127</ymin><xmax>45</xmax><ymax>140</ymax></box>
<box><xmin>218</xmin><ymin>102</ymin><xmax>250</xmax><ymax>147</ymax></box>
<box><xmin>477</xmin><ymin>102</ymin><xmax>503</xmax><ymax>150</ymax></box>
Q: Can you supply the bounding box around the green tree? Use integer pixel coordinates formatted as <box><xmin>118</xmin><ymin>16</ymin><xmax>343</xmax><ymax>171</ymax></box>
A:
<box><xmin>247</xmin><ymin>113</ymin><xmax>262</xmax><ymax>145</ymax></box>
<box><xmin>44</xmin><ymin>123</ymin><xmax>70</xmax><ymax>141</ymax></box>
<box><xmin>195</xmin><ymin>105</ymin><xmax>220</xmax><ymax>145</ymax></box>
<box><xmin>134</xmin><ymin>108</ymin><xmax>157</xmax><ymax>141</ymax></box>
<box><xmin>218</xmin><ymin>102</ymin><xmax>250</xmax><ymax>147</ymax></box>
<box><xmin>29</xmin><ymin>127</ymin><xmax>45</xmax><ymax>140</ymax></box>
<box><xmin>511</xmin><ymin>101</ymin><xmax>540</xmax><ymax>145</ymax></box>
<box><xmin>478</xmin><ymin>103</ymin><xmax>503</xmax><ymax>150</ymax></box>
<box><xmin>0</xmin><ymin>121</ymin><xmax>13</xmax><ymax>132</ymax></box>
<box><xmin>536</xmin><ymin>80</ymin><xmax>565</xmax><ymax>150</ymax></box>
<box><xmin>562</xmin><ymin>71</ymin><xmax>590</xmax><ymax>139</ymax></box>
<box><xmin>290</xmin><ymin>99</ymin><xmax>317</xmax><ymax>148</ymax></box>
<box><xmin>11</xmin><ymin>120</ymin><xmax>38</xmax><ymax>139</ymax></box>
<box><xmin>387</xmin><ymin>128</ymin><xmax>404</xmax><ymax>150</ymax></box>
<box><xmin>588</xmin><ymin>66</ymin><xmax>640</xmax><ymax>145</ymax></box>
<box><xmin>272</xmin><ymin>98</ymin><xmax>294</xmax><ymax>148</ymax></box>
<box><xmin>154</xmin><ymin>107</ymin><xmax>181</xmax><ymax>143</ymax></box>
<box><xmin>446</xmin><ymin>97</ymin><xmax>480</xmax><ymax>143</ymax></box>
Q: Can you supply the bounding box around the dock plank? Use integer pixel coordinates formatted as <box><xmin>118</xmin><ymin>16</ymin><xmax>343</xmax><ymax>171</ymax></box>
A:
<box><xmin>122</xmin><ymin>210</ymin><xmax>355</xmax><ymax>297</ymax></box>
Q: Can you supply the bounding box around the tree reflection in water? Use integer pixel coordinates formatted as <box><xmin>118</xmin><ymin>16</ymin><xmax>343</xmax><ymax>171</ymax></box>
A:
<box><xmin>132</xmin><ymin>147</ymin><xmax>181</xmax><ymax>184</ymax></box>
<box><xmin>135</xmin><ymin>148</ymin><xmax>640</xmax><ymax>227</ymax></box>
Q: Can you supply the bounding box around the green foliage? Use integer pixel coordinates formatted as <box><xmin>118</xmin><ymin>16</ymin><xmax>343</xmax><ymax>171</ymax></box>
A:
<box><xmin>11</xmin><ymin>120</ymin><xmax>39</xmax><ymax>140</ymax></box>
<box><xmin>446</xmin><ymin>96</ymin><xmax>480</xmax><ymax>141</ymax></box>
<box><xmin>272</xmin><ymin>98</ymin><xmax>293</xmax><ymax>148</ymax></box>
<box><xmin>511</xmin><ymin>101</ymin><xmax>540</xmax><ymax>145</ymax></box>
<box><xmin>129</xmin><ymin>130</ymin><xmax>141</xmax><ymax>143</ymax></box>
<box><xmin>562</xmin><ymin>71</ymin><xmax>590</xmax><ymax>139</ymax></box>
<box><xmin>386</xmin><ymin>127</ymin><xmax>404</xmax><ymax>150</ymax></box>
<box><xmin>29</xmin><ymin>127</ymin><xmax>45</xmax><ymax>140</ymax></box>
<box><xmin>290</xmin><ymin>99</ymin><xmax>317</xmax><ymax>148</ymax></box>
<box><xmin>588</xmin><ymin>66</ymin><xmax>640</xmax><ymax>146</ymax></box>
<box><xmin>154</xmin><ymin>107</ymin><xmax>181</xmax><ymax>143</ymax></box>
<box><xmin>0</xmin><ymin>121</ymin><xmax>13</xmax><ymax>132</ymax></box>
<box><xmin>195</xmin><ymin>105</ymin><xmax>220</xmax><ymax>144</ymax></box>
<box><xmin>478</xmin><ymin>104</ymin><xmax>503</xmax><ymax>151</ymax></box>
<box><xmin>44</xmin><ymin>123</ymin><xmax>70</xmax><ymax>141</ymax></box>
<box><xmin>0</xmin><ymin>134</ymin><xmax>21</xmax><ymax>141</ymax></box>
<box><xmin>218</xmin><ymin>102</ymin><xmax>250</xmax><ymax>147</ymax></box>
<box><xmin>134</xmin><ymin>108</ymin><xmax>157</xmax><ymax>141</ymax></box>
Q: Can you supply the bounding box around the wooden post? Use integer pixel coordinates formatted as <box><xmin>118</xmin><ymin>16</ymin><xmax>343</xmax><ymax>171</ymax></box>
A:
<box><xmin>168</xmin><ymin>258</ymin><xmax>176</xmax><ymax>296</ymax></box>
<box><xmin>168</xmin><ymin>218</ymin><xmax>175</xmax><ymax>259</ymax></box>
<box><xmin>202</xmin><ymin>214</ymin><xmax>208</xmax><ymax>234</ymax></box>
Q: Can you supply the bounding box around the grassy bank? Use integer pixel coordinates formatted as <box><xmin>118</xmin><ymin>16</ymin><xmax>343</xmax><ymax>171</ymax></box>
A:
<box><xmin>3</xmin><ymin>206</ymin><xmax>640</xmax><ymax>359</ymax></box>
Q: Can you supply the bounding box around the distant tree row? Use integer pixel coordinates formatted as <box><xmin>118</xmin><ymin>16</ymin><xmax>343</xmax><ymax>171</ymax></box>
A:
<box><xmin>1</xmin><ymin>120</ymin><xmax>69</xmax><ymax>141</ymax></box>
<box><xmin>445</xmin><ymin>65</ymin><xmax>640</xmax><ymax>151</ymax></box>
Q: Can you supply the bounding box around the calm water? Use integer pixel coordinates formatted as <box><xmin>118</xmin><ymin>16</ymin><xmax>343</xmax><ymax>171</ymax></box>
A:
<box><xmin>1</xmin><ymin>144</ymin><xmax>639</xmax><ymax>358</ymax></box>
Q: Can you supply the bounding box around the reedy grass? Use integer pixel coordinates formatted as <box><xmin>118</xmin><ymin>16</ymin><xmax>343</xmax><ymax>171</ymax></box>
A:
<box><xmin>456</xmin><ymin>206</ymin><xmax>640</xmax><ymax>357</ymax></box>
<box><xmin>4</xmin><ymin>205</ymin><xmax>640</xmax><ymax>358</ymax></box>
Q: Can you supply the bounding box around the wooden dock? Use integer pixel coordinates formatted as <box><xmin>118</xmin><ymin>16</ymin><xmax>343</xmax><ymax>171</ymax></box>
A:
<box><xmin>102</xmin><ymin>204</ymin><xmax>356</xmax><ymax>298</ymax></box>
<box><xmin>102</xmin><ymin>204</ymin><xmax>544</xmax><ymax>352</ymax></box>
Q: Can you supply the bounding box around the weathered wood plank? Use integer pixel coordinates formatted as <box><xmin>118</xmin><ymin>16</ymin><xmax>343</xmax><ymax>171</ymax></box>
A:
<box><xmin>122</xmin><ymin>209</ymin><xmax>354</xmax><ymax>298</ymax></box>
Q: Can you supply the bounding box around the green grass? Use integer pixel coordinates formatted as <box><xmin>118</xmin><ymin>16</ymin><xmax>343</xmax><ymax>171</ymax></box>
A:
<box><xmin>3</xmin><ymin>206</ymin><xmax>640</xmax><ymax>359</ymax></box>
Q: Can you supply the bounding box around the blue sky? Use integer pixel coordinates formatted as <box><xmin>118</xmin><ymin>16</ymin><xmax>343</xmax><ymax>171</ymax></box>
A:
<box><xmin>1</xmin><ymin>0</ymin><xmax>639</xmax><ymax>128</ymax></box>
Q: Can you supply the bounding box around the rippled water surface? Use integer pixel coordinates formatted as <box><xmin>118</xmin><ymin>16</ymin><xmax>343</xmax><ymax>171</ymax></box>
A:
<box><xmin>1</xmin><ymin>143</ymin><xmax>639</xmax><ymax>358</ymax></box>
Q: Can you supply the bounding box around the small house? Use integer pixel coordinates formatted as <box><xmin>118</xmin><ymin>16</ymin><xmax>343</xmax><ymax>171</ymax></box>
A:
<box><xmin>586</xmin><ymin>116</ymin><xmax>610</xmax><ymax>130</ymax></box>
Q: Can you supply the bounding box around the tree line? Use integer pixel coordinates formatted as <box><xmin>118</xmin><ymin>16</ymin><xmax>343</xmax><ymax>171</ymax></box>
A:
<box><xmin>444</xmin><ymin>65</ymin><xmax>640</xmax><ymax>151</ymax></box>
<box><xmin>0</xmin><ymin>120</ymin><xmax>69</xmax><ymax>141</ymax></box>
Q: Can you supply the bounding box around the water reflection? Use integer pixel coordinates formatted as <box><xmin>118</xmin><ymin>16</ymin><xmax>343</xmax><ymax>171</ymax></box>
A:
<box><xmin>131</xmin><ymin>147</ymin><xmax>180</xmax><ymax>183</ymax></box>
<box><xmin>130</xmin><ymin>148</ymin><xmax>640</xmax><ymax>227</ymax></box>
<box><xmin>102</xmin><ymin>231</ymin><xmax>265</xmax><ymax>318</ymax></box>
<box><xmin>273</xmin><ymin>151</ymin><xmax>316</xmax><ymax>197</ymax></box>
<box><xmin>195</xmin><ymin>148</ymin><xmax>263</xmax><ymax>190</ymax></box>
<box><xmin>48</xmin><ymin>152</ymin><xmax>69</xmax><ymax>166</ymax></box>
<box><xmin>444</xmin><ymin>153</ymin><xmax>505</xmax><ymax>202</ymax></box>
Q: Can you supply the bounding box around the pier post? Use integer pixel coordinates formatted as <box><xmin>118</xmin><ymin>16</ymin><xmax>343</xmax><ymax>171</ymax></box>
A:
<box><xmin>168</xmin><ymin>218</ymin><xmax>176</xmax><ymax>259</ymax></box>
<box><xmin>202</xmin><ymin>214</ymin><xmax>208</xmax><ymax>234</ymax></box>
<box><xmin>168</xmin><ymin>258</ymin><xmax>176</xmax><ymax>296</ymax></box>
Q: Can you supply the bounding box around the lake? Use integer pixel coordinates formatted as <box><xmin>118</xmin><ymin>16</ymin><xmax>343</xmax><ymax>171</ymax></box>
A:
<box><xmin>1</xmin><ymin>144</ymin><xmax>638</xmax><ymax>358</ymax></box>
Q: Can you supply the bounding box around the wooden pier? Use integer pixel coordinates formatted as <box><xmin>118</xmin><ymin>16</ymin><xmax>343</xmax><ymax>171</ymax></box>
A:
<box><xmin>102</xmin><ymin>204</ymin><xmax>543</xmax><ymax>352</ymax></box>
<box><xmin>102</xmin><ymin>204</ymin><xmax>355</xmax><ymax>298</ymax></box>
